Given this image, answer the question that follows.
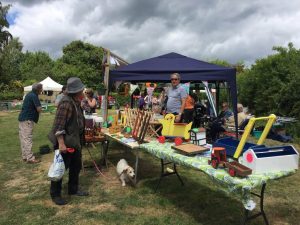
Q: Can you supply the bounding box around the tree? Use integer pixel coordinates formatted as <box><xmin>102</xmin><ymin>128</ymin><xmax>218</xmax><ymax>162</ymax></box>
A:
<box><xmin>0</xmin><ymin>37</ymin><xmax>24</xmax><ymax>100</ymax></box>
<box><xmin>0</xmin><ymin>2</ymin><xmax>12</xmax><ymax>50</ymax></box>
<box><xmin>0</xmin><ymin>38</ymin><xmax>23</xmax><ymax>84</ymax></box>
<box><xmin>53</xmin><ymin>40</ymin><xmax>104</xmax><ymax>88</ymax></box>
<box><xmin>20</xmin><ymin>51</ymin><xmax>54</xmax><ymax>82</ymax></box>
<box><xmin>210</xmin><ymin>59</ymin><xmax>246</xmax><ymax>107</ymax></box>
<box><xmin>210</xmin><ymin>59</ymin><xmax>245</xmax><ymax>74</ymax></box>
<box><xmin>237</xmin><ymin>43</ymin><xmax>300</xmax><ymax>119</ymax></box>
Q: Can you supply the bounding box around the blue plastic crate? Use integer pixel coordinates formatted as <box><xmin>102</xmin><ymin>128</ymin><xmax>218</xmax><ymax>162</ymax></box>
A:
<box><xmin>213</xmin><ymin>137</ymin><xmax>265</xmax><ymax>157</ymax></box>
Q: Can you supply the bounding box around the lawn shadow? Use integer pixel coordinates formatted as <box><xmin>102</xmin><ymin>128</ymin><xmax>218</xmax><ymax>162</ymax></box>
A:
<box><xmin>101</xmin><ymin>142</ymin><xmax>266</xmax><ymax>225</ymax></box>
<box><xmin>138</xmin><ymin>165</ymin><xmax>256</xmax><ymax>225</ymax></box>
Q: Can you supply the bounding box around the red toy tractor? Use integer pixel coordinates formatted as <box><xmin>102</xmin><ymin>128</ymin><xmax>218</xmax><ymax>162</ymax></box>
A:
<box><xmin>208</xmin><ymin>147</ymin><xmax>227</xmax><ymax>169</ymax></box>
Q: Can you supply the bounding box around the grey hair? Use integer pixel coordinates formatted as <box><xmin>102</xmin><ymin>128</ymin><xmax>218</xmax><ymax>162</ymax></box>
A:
<box><xmin>237</xmin><ymin>103</ymin><xmax>244</xmax><ymax>112</ymax></box>
<box><xmin>32</xmin><ymin>83</ymin><xmax>43</xmax><ymax>92</ymax></box>
<box><xmin>170</xmin><ymin>73</ymin><xmax>181</xmax><ymax>80</ymax></box>
<box><xmin>237</xmin><ymin>103</ymin><xmax>243</xmax><ymax>109</ymax></box>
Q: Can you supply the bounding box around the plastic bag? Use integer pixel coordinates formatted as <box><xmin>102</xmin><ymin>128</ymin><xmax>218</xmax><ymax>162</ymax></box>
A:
<box><xmin>48</xmin><ymin>150</ymin><xmax>65</xmax><ymax>181</ymax></box>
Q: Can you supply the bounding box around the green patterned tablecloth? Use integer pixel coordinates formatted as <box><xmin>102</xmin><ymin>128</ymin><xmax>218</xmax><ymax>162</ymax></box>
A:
<box><xmin>140</xmin><ymin>141</ymin><xmax>296</xmax><ymax>210</ymax></box>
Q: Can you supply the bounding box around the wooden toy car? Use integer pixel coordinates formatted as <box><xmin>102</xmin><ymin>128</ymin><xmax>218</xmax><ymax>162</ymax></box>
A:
<box><xmin>208</xmin><ymin>147</ymin><xmax>227</xmax><ymax>169</ymax></box>
<box><xmin>224</xmin><ymin>161</ymin><xmax>252</xmax><ymax>177</ymax></box>
<box><xmin>159</xmin><ymin>114</ymin><xmax>192</xmax><ymax>140</ymax></box>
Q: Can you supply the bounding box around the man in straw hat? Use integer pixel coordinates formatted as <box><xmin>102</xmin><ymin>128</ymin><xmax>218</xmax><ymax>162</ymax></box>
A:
<box><xmin>48</xmin><ymin>77</ymin><xmax>88</xmax><ymax>205</ymax></box>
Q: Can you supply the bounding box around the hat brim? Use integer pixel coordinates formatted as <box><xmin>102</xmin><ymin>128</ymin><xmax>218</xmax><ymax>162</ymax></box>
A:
<box><xmin>67</xmin><ymin>85</ymin><xmax>85</xmax><ymax>94</ymax></box>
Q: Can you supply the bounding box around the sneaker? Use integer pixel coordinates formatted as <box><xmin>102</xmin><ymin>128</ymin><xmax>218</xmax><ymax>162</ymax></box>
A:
<box><xmin>52</xmin><ymin>196</ymin><xmax>67</xmax><ymax>205</ymax></box>
<box><xmin>27</xmin><ymin>159</ymin><xmax>41</xmax><ymax>164</ymax></box>
<box><xmin>69</xmin><ymin>190</ymin><xmax>89</xmax><ymax>196</ymax></box>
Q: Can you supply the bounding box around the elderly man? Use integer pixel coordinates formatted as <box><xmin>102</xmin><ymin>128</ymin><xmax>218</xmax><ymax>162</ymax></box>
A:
<box><xmin>218</xmin><ymin>102</ymin><xmax>233</xmax><ymax>120</ymax></box>
<box><xmin>48</xmin><ymin>77</ymin><xmax>88</xmax><ymax>205</ymax></box>
<box><xmin>165</xmin><ymin>73</ymin><xmax>187</xmax><ymax>122</ymax></box>
<box><xmin>18</xmin><ymin>83</ymin><xmax>43</xmax><ymax>164</ymax></box>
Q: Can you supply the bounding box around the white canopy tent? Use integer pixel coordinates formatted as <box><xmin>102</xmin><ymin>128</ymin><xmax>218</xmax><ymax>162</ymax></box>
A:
<box><xmin>24</xmin><ymin>76</ymin><xmax>63</xmax><ymax>91</ymax></box>
<box><xmin>24</xmin><ymin>77</ymin><xmax>63</xmax><ymax>103</ymax></box>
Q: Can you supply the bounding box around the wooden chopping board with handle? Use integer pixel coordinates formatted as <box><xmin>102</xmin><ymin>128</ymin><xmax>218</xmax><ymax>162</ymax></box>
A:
<box><xmin>171</xmin><ymin>143</ymin><xmax>209</xmax><ymax>155</ymax></box>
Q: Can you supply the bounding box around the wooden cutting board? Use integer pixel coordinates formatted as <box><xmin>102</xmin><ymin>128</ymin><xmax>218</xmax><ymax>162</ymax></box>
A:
<box><xmin>171</xmin><ymin>143</ymin><xmax>209</xmax><ymax>155</ymax></box>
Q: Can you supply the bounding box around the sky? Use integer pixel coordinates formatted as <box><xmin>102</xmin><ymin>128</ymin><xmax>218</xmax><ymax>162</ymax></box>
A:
<box><xmin>3</xmin><ymin>0</ymin><xmax>300</xmax><ymax>66</ymax></box>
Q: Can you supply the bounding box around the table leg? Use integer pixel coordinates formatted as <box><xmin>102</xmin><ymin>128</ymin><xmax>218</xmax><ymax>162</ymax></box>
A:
<box><xmin>100</xmin><ymin>140</ymin><xmax>109</xmax><ymax>168</ymax></box>
<box><xmin>134</xmin><ymin>150</ymin><xmax>139</xmax><ymax>184</ymax></box>
<box><xmin>173</xmin><ymin>163</ymin><xmax>184</xmax><ymax>186</ymax></box>
<box><xmin>242</xmin><ymin>183</ymin><xmax>269</xmax><ymax>225</ymax></box>
<box><xmin>155</xmin><ymin>159</ymin><xmax>184</xmax><ymax>192</ymax></box>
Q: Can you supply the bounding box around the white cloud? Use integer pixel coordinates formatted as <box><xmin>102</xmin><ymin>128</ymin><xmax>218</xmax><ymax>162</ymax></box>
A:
<box><xmin>3</xmin><ymin>0</ymin><xmax>300</xmax><ymax>65</ymax></box>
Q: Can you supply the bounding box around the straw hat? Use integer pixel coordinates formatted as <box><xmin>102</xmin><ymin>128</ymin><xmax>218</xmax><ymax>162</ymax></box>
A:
<box><xmin>67</xmin><ymin>77</ymin><xmax>85</xmax><ymax>94</ymax></box>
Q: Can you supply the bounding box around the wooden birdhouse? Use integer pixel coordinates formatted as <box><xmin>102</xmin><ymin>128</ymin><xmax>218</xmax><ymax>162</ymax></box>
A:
<box><xmin>189</xmin><ymin>128</ymin><xmax>206</xmax><ymax>146</ymax></box>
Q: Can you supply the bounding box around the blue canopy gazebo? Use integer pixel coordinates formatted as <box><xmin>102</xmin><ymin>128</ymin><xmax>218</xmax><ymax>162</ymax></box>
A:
<box><xmin>109</xmin><ymin>52</ymin><xmax>238</xmax><ymax>132</ymax></box>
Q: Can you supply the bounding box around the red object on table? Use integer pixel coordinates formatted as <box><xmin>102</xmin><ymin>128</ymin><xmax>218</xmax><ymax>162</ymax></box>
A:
<box><xmin>246</xmin><ymin>152</ymin><xmax>254</xmax><ymax>163</ymax></box>
<box><xmin>158</xmin><ymin>136</ymin><xmax>165</xmax><ymax>143</ymax></box>
<box><xmin>67</xmin><ymin>148</ymin><xmax>75</xmax><ymax>153</ymax></box>
<box><xmin>174</xmin><ymin>137</ymin><xmax>183</xmax><ymax>146</ymax></box>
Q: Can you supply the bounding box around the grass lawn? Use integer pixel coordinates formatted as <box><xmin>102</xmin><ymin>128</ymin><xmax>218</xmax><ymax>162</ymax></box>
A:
<box><xmin>0</xmin><ymin>111</ymin><xmax>299</xmax><ymax>225</ymax></box>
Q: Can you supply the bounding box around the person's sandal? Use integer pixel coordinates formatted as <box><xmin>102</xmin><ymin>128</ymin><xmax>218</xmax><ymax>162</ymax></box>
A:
<box><xmin>27</xmin><ymin>159</ymin><xmax>41</xmax><ymax>164</ymax></box>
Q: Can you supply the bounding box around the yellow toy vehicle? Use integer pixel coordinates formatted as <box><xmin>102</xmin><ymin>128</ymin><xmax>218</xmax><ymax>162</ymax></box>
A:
<box><xmin>158</xmin><ymin>114</ymin><xmax>192</xmax><ymax>140</ymax></box>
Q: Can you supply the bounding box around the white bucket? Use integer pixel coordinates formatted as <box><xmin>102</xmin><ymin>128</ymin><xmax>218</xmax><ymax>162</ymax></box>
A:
<box><xmin>94</xmin><ymin>117</ymin><xmax>103</xmax><ymax>123</ymax></box>
<box><xmin>94</xmin><ymin>116</ymin><xmax>104</xmax><ymax>127</ymax></box>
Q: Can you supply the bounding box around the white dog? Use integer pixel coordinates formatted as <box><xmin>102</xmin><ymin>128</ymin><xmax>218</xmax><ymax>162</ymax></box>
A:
<box><xmin>116</xmin><ymin>159</ymin><xmax>135</xmax><ymax>187</ymax></box>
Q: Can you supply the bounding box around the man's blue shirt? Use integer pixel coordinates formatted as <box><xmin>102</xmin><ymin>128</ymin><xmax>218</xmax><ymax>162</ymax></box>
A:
<box><xmin>166</xmin><ymin>84</ymin><xmax>187</xmax><ymax>114</ymax></box>
<box><xmin>18</xmin><ymin>91</ymin><xmax>41</xmax><ymax>123</ymax></box>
